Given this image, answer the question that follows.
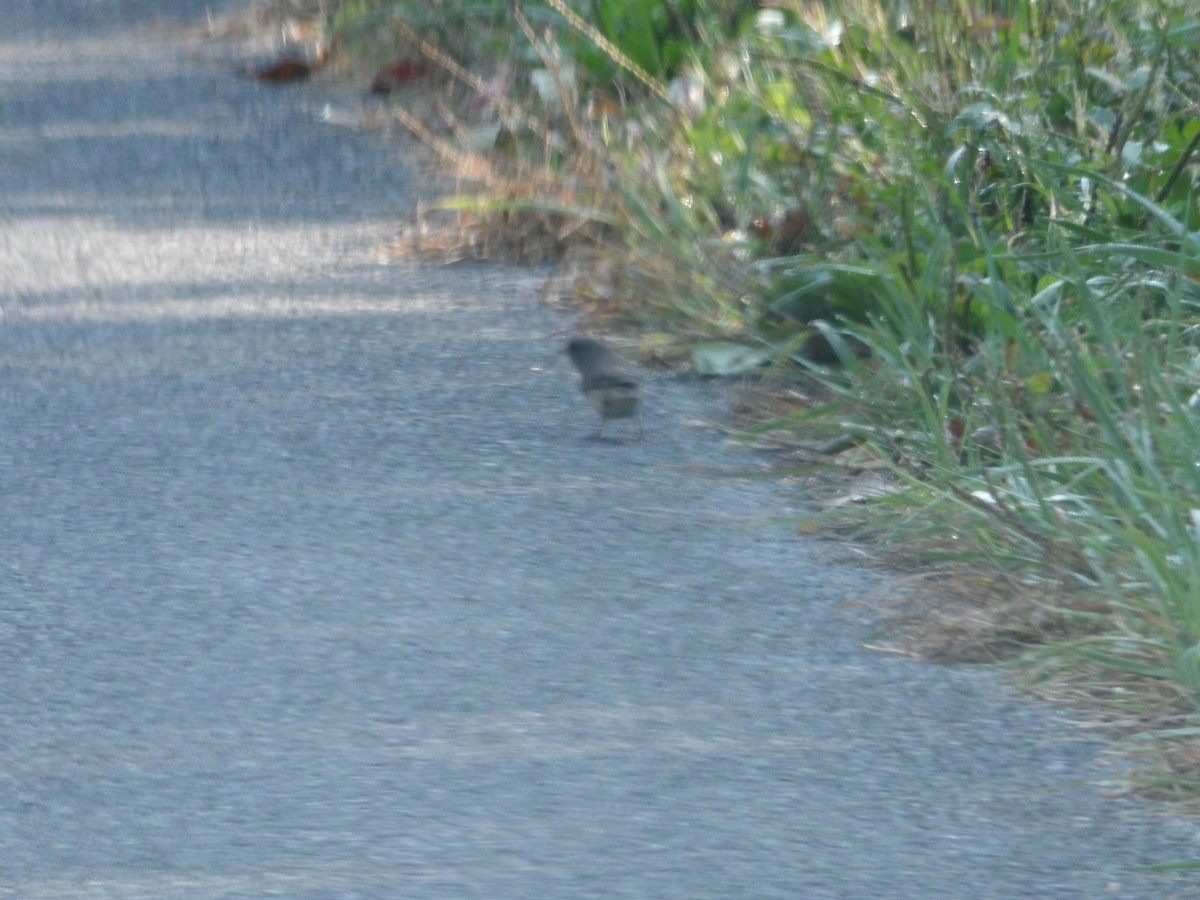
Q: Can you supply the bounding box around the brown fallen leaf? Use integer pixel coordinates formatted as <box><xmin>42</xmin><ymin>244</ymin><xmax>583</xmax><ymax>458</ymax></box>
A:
<box><xmin>772</xmin><ymin>205</ymin><xmax>812</xmax><ymax>254</ymax></box>
<box><xmin>245</xmin><ymin>55</ymin><xmax>313</xmax><ymax>84</ymax></box>
<box><xmin>585</xmin><ymin>95</ymin><xmax>622</xmax><ymax>118</ymax></box>
<box><xmin>370</xmin><ymin>60</ymin><xmax>432</xmax><ymax>95</ymax></box>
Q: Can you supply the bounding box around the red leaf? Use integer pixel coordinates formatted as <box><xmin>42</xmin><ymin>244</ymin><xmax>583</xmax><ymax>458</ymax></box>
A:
<box><xmin>248</xmin><ymin>56</ymin><xmax>313</xmax><ymax>83</ymax></box>
<box><xmin>370</xmin><ymin>60</ymin><xmax>432</xmax><ymax>95</ymax></box>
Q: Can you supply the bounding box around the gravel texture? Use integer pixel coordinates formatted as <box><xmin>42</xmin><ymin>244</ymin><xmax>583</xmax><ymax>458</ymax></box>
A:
<box><xmin>2</xmin><ymin>2</ymin><xmax>1199</xmax><ymax>897</ymax></box>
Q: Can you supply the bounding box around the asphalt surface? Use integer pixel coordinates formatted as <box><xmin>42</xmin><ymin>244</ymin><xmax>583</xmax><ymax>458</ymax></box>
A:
<box><xmin>3</xmin><ymin>2</ymin><xmax>1199</xmax><ymax>898</ymax></box>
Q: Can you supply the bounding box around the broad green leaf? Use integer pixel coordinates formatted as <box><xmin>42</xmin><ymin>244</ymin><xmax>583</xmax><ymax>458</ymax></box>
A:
<box><xmin>692</xmin><ymin>341</ymin><xmax>770</xmax><ymax>376</ymax></box>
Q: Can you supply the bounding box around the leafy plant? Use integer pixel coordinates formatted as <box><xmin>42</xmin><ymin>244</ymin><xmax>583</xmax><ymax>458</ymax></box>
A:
<box><xmin>525</xmin><ymin>0</ymin><xmax>760</xmax><ymax>88</ymax></box>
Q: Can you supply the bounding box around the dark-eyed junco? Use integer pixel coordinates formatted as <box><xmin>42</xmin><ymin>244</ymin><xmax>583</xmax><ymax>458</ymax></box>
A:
<box><xmin>566</xmin><ymin>337</ymin><xmax>643</xmax><ymax>440</ymax></box>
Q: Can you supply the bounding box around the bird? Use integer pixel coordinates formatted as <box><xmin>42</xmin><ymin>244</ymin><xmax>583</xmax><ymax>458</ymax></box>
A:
<box><xmin>565</xmin><ymin>337</ymin><xmax>643</xmax><ymax>440</ymax></box>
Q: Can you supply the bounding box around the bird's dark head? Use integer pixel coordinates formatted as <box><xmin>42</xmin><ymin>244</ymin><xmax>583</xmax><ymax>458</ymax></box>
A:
<box><xmin>566</xmin><ymin>337</ymin><xmax>606</xmax><ymax>367</ymax></box>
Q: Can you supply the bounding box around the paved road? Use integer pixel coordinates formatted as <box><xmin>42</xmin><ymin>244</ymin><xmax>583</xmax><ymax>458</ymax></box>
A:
<box><xmin>3</xmin><ymin>2</ymin><xmax>1199</xmax><ymax>898</ymax></box>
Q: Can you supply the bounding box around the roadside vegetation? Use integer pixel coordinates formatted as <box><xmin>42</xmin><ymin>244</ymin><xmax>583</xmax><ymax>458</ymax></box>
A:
<box><xmin>298</xmin><ymin>0</ymin><xmax>1200</xmax><ymax>802</ymax></box>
